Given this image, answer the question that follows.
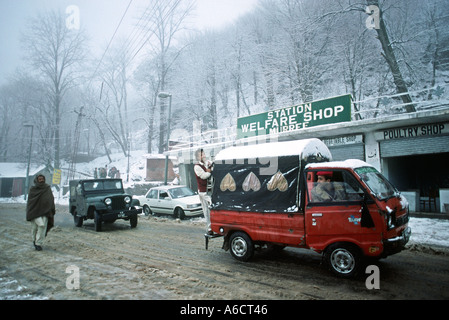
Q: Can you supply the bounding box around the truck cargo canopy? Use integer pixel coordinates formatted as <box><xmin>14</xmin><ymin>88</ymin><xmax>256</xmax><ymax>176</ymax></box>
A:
<box><xmin>211</xmin><ymin>139</ymin><xmax>332</xmax><ymax>213</ymax></box>
<box><xmin>215</xmin><ymin>138</ymin><xmax>332</xmax><ymax>162</ymax></box>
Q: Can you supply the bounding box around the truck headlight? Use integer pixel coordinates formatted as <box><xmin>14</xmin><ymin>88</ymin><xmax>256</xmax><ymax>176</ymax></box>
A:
<box><xmin>105</xmin><ymin>198</ymin><xmax>112</xmax><ymax>205</ymax></box>
<box><xmin>124</xmin><ymin>196</ymin><xmax>131</xmax><ymax>204</ymax></box>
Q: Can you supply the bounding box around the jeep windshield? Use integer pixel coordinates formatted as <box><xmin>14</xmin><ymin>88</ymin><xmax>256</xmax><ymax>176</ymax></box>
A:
<box><xmin>354</xmin><ymin>167</ymin><xmax>398</xmax><ymax>201</ymax></box>
<box><xmin>83</xmin><ymin>180</ymin><xmax>123</xmax><ymax>192</ymax></box>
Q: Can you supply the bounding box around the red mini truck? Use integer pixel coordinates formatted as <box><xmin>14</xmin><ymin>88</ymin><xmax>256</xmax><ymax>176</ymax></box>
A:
<box><xmin>207</xmin><ymin>139</ymin><xmax>411</xmax><ymax>278</ymax></box>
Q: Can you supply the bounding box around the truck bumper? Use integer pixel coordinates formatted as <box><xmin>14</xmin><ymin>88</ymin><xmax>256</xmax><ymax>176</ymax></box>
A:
<box><xmin>383</xmin><ymin>227</ymin><xmax>411</xmax><ymax>256</ymax></box>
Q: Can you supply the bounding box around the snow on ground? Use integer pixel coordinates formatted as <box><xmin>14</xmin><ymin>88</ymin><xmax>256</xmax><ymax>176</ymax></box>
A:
<box><xmin>407</xmin><ymin>217</ymin><xmax>449</xmax><ymax>248</ymax></box>
<box><xmin>1</xmin><ymin>197</ymin><xmax>448</xmax><ymax>248</ymax></box>
<box><xmin>1</xmin><ymin>149</ymin><xmax>449</xmax><ymax>248</ymax></box>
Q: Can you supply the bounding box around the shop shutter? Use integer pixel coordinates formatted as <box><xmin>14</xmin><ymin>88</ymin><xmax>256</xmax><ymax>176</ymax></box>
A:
<box><xmin>329</xmin><ymin>144</ymin><xmax>365</xmax><ymax>161</ymax></box>
<box><xmin>380</xmin><ymin>135</ymin><xmax>449</xmax><ymax>158</ymax></box>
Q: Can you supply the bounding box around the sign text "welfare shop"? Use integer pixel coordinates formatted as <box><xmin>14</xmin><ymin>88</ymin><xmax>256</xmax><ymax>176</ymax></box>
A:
<box><xmin>237</xmin><ymin>94</ymin><xmax>352</xmax><ymax>139</ymax></box>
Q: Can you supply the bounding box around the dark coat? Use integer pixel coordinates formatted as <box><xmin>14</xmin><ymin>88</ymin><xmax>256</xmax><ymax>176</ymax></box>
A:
<box><xmin>26</xmin><ymin>176</ymin><xmax>56</xmax><ymax>223</ymax></box>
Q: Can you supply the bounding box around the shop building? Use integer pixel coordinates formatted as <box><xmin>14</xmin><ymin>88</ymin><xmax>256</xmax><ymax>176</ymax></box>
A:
<box><xmin>167</xmin><ymin>107</ymin><xmax>449</xmax><ymax>213</ymax></box>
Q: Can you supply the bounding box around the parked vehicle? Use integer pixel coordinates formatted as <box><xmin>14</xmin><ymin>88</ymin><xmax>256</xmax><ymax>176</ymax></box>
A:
<box><xmin>69</xmin><ymin>179</ymin><xmax>141</xmax><ymax>232</ymax></box>
<box><xmin>206</xmin><ymin>139</ymin><xmax>411</xmax><ymax>278</ymax></box>
<box><xmin>135</xmin><ymin>185</ymin><xmax>203</xmax><ymax>219</ymax></box>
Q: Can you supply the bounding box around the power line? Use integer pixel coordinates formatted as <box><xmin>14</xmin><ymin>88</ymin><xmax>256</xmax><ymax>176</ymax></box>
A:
<box><xmin>89</xmin><ymin>0</ymin><xmax>134</xmax><ymax>83</ymax></box>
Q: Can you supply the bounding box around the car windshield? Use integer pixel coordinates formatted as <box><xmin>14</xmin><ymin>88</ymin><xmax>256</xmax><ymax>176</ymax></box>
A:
<box><xmin>83</xmin><ymin>180</ymin><xmax>122</xmax><ymax>191</ymax></box>
<box><xmin>168</xmin><ymin>187</ymin><xmax>195</xmax><ymax>199</ymax></box>
<box><xmin>354</xmin><ymin>167</ymin><xmax>397</xmax><ymax>200</ymax></box>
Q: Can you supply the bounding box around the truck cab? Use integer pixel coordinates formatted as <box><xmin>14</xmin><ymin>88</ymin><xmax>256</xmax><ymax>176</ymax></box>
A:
<box><xmin>207</xmin><ymin>139</ymin><xmax>411</xmax><ymax>278</ymax></box>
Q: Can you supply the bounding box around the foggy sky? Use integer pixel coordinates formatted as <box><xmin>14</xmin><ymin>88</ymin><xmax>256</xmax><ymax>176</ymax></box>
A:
<box><xmin>0</xmin><ymin>0</ymin><xmax>258</xmax><ymax>86</ymax></box>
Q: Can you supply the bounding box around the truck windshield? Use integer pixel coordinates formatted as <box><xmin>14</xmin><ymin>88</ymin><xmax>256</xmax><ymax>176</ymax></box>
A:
<box><xmin>354</xmin><ymin>167</ymin><xmax>398</xmax><ymax>200</ymax></box>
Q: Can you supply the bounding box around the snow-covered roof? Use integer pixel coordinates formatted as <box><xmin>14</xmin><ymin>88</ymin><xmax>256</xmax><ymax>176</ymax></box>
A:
<box><xmin>215</xmin><ymin>138</ymin><xmax>332</xmax><ymax>161</ymax></box>
<box><xmin>0</xmin><ymin>163</ymin><xmax>46</xmax><ymax>178</ymax></box>
<box><xmin>306</xmin><ymin>159</ymin><xmax>373</xmax><ymax>170</ymax></box>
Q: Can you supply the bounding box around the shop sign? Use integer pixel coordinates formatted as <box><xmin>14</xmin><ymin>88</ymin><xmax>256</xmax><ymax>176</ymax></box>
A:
<box><xmin>52</xmin><ymin>169</ymin><xmax>61</xmax><ymax>185</ymax></box>
<box><xmin>375</xmin><ymin>123</ymin><xmax>449</xmax><ymax>140</ymax></box>
<box><xmin>323</xmin><ymin>134</ymin><xmax>363</xmax><ymax>147</ymax></box>
<box><xmin>237</xmin><ymin>94</ymin><xmax>352</xmax><ymax>139</ymax></box>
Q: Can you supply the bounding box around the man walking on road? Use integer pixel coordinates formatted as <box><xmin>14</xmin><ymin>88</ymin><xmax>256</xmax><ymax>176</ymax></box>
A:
<box><xmin>26</xmin><ymin>174</ymin><xmax>56</xmax><ymax>251</ymax></box>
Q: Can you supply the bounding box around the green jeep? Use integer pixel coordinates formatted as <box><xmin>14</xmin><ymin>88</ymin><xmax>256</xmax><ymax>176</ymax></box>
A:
<box><xmin>69</xmin><ymin>179</ymin><xmax>141</xmax><ymax>231</ymax></box>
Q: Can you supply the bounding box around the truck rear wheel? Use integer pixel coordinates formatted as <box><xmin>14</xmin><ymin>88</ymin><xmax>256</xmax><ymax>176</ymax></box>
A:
<box><xmin>229</xmin><ymin>232</ymin><xmax>254</xmax><ymax>262</ymax></box>
<box><xmin>325</xmin><ymin>243</ymin><xmax>361</xmax><ymax>278</ymax></box>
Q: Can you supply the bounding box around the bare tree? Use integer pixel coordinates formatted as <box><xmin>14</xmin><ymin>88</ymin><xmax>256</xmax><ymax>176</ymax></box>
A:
<box><xmin>21</xmin><ymin>10</ymin><xmax>87</xmax><ymax>169</ymax></box>
<box><xmin>366</xmin><ymin>0</ymin><xmax>415</xmax><ymax>112</ymax></box>
<box><xmin>97</xmin><ymin>44</ymin><xmax>131</xmax><ymax>157</ymax></box>
<box><xmin>139</xmin><ymin>0</ymin><xmax>194</xmax><ymax>153</ymax></box>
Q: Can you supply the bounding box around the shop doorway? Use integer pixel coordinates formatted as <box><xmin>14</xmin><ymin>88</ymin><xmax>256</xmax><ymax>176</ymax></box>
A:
<box><xmin>383</xmin><ymin>153</ymin><xmax>449</xmax><ymax>212</ymax></box>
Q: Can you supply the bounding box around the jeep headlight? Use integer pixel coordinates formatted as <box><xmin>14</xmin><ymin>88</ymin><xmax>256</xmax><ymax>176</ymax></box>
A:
<box><xmin>105</xmin><ymin>198</ymin><xmax>112</xmax><ymax>205</ymax></box>
<box><xmin>124</xmin><ymin>196</ymin><xmax>131</xmax><ymax>204</ymax></box>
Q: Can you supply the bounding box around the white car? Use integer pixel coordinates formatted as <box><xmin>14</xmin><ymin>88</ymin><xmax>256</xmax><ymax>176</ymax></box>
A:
<box><xmin>136</xmin><ymin>185</ymin><xmax>203</xmax><ymax>219</ymax></box>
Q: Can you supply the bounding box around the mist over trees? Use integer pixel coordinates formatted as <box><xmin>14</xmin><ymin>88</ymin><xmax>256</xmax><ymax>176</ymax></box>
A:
<box><xmin>1</xmin><ymin>0</ymin><xmax>448</xmax><ymax>172</ymax></box>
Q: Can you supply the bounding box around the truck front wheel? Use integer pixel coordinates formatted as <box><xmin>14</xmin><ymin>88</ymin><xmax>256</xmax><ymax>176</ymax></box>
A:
<box><xmin>229</xmin><ymin>232</ymin><xmax>254</xmax><ymax>262</ymax></box>
<box><xmin>325</xmin><ymin>243</ymin><xmax>361</xmax><ymax>278</ymax></box>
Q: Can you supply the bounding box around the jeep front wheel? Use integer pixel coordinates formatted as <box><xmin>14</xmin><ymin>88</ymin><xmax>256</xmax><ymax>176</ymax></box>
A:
<box><xmin>94</xmin><ymin>210</ymin><xmax>102</xmax><ymax>232</ymax></box>
<box><xmin>130</xmin><ymin>215</ymin><xmax>138</xmax><ymax>228</ymax></box>
<box><xmin>74</xmin><ymin>210</ymin><xmax>83</xmax><ymax>227</ymax></box>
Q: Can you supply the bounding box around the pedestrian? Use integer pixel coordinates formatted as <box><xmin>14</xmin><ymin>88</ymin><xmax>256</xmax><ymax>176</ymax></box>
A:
<box><xmin>194</xmin><ymin>148</ymin><xmax>213</xmax><ymax>234</ymax></box>
<box><xmin>26</xmin><ymin>174</ymin><xmax>56</xmax><ymax>251</ymax></box>
<box><xmin>99</xmin><ymin>166</ymin><xmax>107</xmax><ymax>178</ymax></box>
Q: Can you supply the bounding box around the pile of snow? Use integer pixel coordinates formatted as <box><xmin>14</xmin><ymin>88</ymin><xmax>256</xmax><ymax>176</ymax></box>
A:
<box><xmin>408</xmin><ymin>218</ymin><xmax>449</xmax><ymax>248</ymax></box>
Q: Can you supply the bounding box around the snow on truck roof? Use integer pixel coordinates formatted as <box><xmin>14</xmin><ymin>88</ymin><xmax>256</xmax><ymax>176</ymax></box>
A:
<box><xmin>215</xmin><ymin>138</ymin><xmax>332</xmax><ymax>161</ymax></box>
<box><xmin>306</xmin><ymin>159</ymin><xmax>373</xmax><ymax>170</ymax></box>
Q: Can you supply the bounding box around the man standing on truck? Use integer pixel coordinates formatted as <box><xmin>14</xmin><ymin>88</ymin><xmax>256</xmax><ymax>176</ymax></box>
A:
<box><xmin>194</xmin><ymin>149</ymin><xmax>213</xmax><ymax>234</ymax></box>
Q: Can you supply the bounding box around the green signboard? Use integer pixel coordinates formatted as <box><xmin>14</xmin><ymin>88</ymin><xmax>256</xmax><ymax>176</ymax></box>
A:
<box><xmin>237</xmin><ymin>94</ymin><xmax>352</xmax><ymax>139</ymax></box>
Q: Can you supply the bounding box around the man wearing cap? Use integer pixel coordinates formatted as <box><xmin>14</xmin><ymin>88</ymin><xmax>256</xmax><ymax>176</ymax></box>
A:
<box><xmin>311</xmin><ymin>171</ymin><xmax>346</xmax><ymax>202</ymax></box>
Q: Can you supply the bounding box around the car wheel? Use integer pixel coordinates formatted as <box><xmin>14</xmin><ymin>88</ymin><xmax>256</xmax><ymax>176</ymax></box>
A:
<box><xmin>143</xmin><ymin>205</ymin><xmax>152</xmax><ymax>216</ymax></box>
<box><xmin>73</xmin><ymin>210</ymin><xmax>83</xmax><ymax>227</ymax></box>
<box><xmin>94</xmin><ymin>210</ymin><xmax>102</xmax><ymax>232</ymax></box>
<box><xmin>130</xmin><ymin>215</ymin><xmax>138</xmax><ymax>228</ymax></box>
<box><xmin>175</xmin><ymin>207</ymin><xmax>185</xmax><ymax>220</ymax></box>
<box><xmin>229</xmin><ymin>232</ymin><xmax>254</xmax><ymax>262</ymax></box>
<box><xmin>325</xmin><ymin>243</ymin><xmax>361</xmax><ymax>278</ymax></box>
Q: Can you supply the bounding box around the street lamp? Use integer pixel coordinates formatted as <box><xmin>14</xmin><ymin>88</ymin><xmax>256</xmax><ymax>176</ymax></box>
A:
<box><xmin>158</xmin><ymin>92</ymin><xmax>172</xmax><ymax>185</ymax></box>
<box><xmin>23</xmin><ymin>124</ymin><xmax>34</xmax><ymax>200</ymax></box>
